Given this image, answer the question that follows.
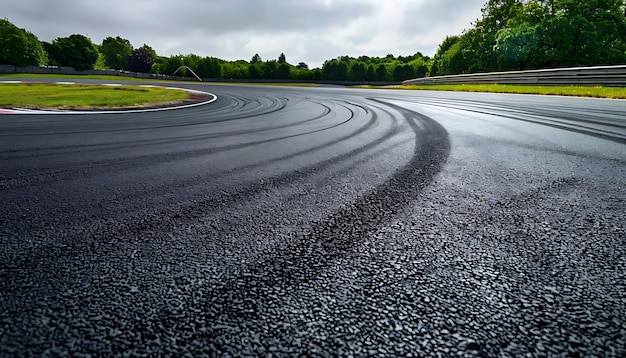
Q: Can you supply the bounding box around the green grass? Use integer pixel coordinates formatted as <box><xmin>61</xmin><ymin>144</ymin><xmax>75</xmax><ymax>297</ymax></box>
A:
<box><xmin>0</xmin><ymin>83</ymin><xmax>190</xmax><ymax>109</ymax></box>
<box><xmin>1</xmin><ymin>73</ymin><xmax>151</xmax><ymax>82</ymax></box>
<box><xmin>366</xmin><ymin>83</ymin><xmax>626</xmax><ymax>99</ymax></box>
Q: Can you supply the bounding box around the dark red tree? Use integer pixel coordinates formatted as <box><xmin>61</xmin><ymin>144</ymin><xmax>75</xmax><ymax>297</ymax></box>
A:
<box><xmin>128</xmin><ymin>47</ymin><xmax>154</xmax><ymax>73</ymax></box>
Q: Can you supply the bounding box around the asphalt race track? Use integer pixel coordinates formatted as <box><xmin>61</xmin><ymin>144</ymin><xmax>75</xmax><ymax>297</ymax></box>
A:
<box><xmin>1</xmin><ymin>82</ymin><xmax>625</xmax><ymax>356</ymax></box>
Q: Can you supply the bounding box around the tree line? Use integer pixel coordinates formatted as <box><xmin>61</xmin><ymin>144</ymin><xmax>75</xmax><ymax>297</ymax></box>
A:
<box><xmin>2</xmin><ymin>1</ymin><xmax>626</xmax><ymax>81</ymax></box>
<box><xmin>0</xmin><ymin>17</ymin><xmax>430</xmax><ymax>82</ymax></box>
<box><xmin>432</xmin><ymin>0</ymin><xmax>626</xmax><ymax>75</ymax></box>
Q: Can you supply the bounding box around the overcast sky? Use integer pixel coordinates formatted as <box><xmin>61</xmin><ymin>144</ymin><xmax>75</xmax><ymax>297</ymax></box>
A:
<box><xmin>5</xmin><ymin>0</ymin><xmax>486</xmax><ymax>69</ymax></box>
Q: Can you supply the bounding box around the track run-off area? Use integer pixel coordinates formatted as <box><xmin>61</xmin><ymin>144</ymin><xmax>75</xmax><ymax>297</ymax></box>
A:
<box><xmin>1</xmin><ymin>81</ymin><xmax>625</xmax><ymax>356</ymax></box>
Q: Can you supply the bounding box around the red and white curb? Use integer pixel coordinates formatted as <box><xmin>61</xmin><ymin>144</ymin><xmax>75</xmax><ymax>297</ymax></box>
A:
<box><xmin>0</xmin><ymin>81</ymin><xmax>217</xmax><ymax>114</ymax></box>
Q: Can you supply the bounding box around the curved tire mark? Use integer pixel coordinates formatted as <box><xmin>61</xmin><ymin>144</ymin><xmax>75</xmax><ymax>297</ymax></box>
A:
<box><xmin>209</xmin><ymin>98</ymin><xmax>450</xmax><ymax>325</ymax></box>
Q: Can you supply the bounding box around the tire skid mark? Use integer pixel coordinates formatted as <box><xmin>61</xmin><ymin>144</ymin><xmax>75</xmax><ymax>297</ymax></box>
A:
<box><xmin>0</xmin><ymin>98</ymin><xmax>422</xmax><ymax>297</ymax></box>
<box><xmin>207</xmin><ymin>98</ymin><xmax>450</xmax><ymax>322</ymax></box>
<box><xmin>52</xmin><ymin>99</ymin><xmax>384</xmax><ymax>213</ymax></box>
<box><xmin>0</xmin><ymin>97</ymin><xmax>332</xmax><ymax>161</ymax></box>
<box><xmin>0</xmin><ymin>99</ymin><xmax>362</xmax><ymax>187</ymax></box>
<box><xmin>472</xmin><ymin>100</ymin><xmax>626</xmax><ymax>128</ymax></box>
<box><xmin>399</xmin><ymin>96</ymin><xmax>626</xmax><ymax>131</ymax></box>
<box><xmin>395</xmin><ymin>96</ymin><xmax>626</xmax><ymax>143</ymax></box>
<box><xmin>0</xmin><ymin>100</ymin><xmax>390</xmax><ymax>240</ymax></box>
<box><xmin>0</xmin><ymin>96</ymin><xmax>326</xmax><ymax>155</ymax></box>
<box><xmin>0</xmin><ymin>95</ymin><xmax>450</xmax><ymax>354</ymax></box>
<box><xmin>101</xmin><ymin>100</ymin><xmax>395</xmax><ymax>220</ymax></box>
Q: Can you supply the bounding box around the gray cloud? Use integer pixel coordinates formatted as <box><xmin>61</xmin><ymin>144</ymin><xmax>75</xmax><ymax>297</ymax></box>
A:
<box><xmin>5</xmin><ymin>0</ymin><xmax>486</xmax><ymax>68</ymax></box>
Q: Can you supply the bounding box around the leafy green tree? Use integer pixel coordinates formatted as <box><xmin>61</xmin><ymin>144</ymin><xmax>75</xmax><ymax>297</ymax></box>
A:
<box><xmin>322</xmin><ymin>58</ymin><xmax>349</xmax><ymax>80</ymax></box>
<box><xmin>277</xmin><ymin>63</ymin><xmax>291</xmax><ymax>79</ymax></box>
<box><xmin>94</xmin><ymin>52</ymin><xmax>107</xmax><ymax>69</ymax></box>
<box><xmin>392</xmin><ymin>64</ymin><xmax>414</xmax><ymax>81</ymax></box>
<box><xmin>309</xmin><ymin>68</ymin><xmax>323</xmax><ymax>80</ymax></box>
<box><xmin>432</xmin><ymin>32</ymin><xmax>476</xmax><ymax>75</ymax></box>
<box><xmin>542</xmin><ymin>0</ymin><xmax>626</xmax><ymax>66</ymax></box>
<box><xmin>374</xmin><ymin>64</ymin><xmax>388</xmax><ymax>81</ymax></box>
<box><xmin>478</xmin><ymin>0</ymin><xmax>524</xmax><ymax>34</ymax></box>
<box><xmin>431</xmin><ymin>35</ymin><xmax>459</xmax><ymax>74</ymax></box>
<box><xmin>350</xmin><ymin>62</ymin><xmax>367</xmax><ymax>80</ymax></box>
<box><xmin>435</xmin><ymin>0</ymin><xmax>534</xmax><ymax>73</ymax></box>
<box><xmin>408</xmin><ymin>57</ymin><xmax>429</xmax><ymax>78</ymax></box>
<box><xmin>366</xmin><ymin>66</ymin><xmax>376</xmax><ymax>81</ymax></box>
<box><xmin>150</xmin><ymin>56</ymin><xmax>165</xmax><ymax>74</ymax></box>
<box><xmin>222</xmin><ymin>60</ymin><xmax>248</xmax><ymax>79</ymax></box>
<box><xmin>495</xmin><ymin>23</ymin><xmax>541</xmax><ymax>70</ymax></box>
<box><xmin>438</xmin><ymin>36</ymin><xmax>460</xmax><ymax>54</ymax></box>
<box><xmin>41</xmin><ymin>41</ymin><xmax>56</xmax><ymax>64</ymax></box>
<box><xmin>278</xmin><ymin>53</ymin><xmax>286</xmax><ymax>63</ymax></box>
<box><xmin>161</xmin><ymin>55</ymin><xmax>185</xmax><ymax>75</ymax></box>
<box><xmin>251</xmin><ymin>53</ymin><xmax>262</xmax><ymax>64</ymax></box>
<box><xmin>47</xmin><ymin>34</ymin><xmax>98</xmax><ymax>70</ymax></box>
<box><xmin>472</xmin><ymin>0</ymin><xmax>524</xmax><ymax>72</ymax></box>
<box><xmin>493</xmin><ymin>0</ymin><xmax>546</xmax><ymax>70</ymax></box>
<box><xmin>196</xmin><ymin>56</ymin><xmax>222</xmax><ymax>78</ymax></box>
<box><xmin>264</xmin><ymin>60</ymin><xmax>278</xmax><ymax>79</ymax></box>
<box><xmin>101</xmin><ymin>36</ymin><xmax>133</xmax><ymax>70</ymax></box>
<box><xmin>293</xmin><ymin>64</ymin><xmax>319</xmax><ymax>80</ymax></box>
<box><xmin>248</xmin><ymin>62</ymin><xmax>264</xmax><ymax>79</ymax></box>
<box><xmin>431</xmin><ymin>0</ymin><xmax>626</xmax><ymax>74</ymax></box>
<box><xmin>181</xmin><ymin>54</ymin><xmax>201</xmax><ymax>72</ymax></box>
<box><xmin>0</xmin><ymin>19</ymin><xmax>47</xmax><ymax>66</ymax></box>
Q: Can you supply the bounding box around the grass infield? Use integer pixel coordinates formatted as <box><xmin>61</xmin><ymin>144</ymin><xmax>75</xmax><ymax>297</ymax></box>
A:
<box><xmin>375</xmin><ymin>83</ymin><xmax>626</xmax><ymax>99</ymax></box>
<box><xmin>0</xmin><ymin>83</ymin><xmax>190</xmax><ymax>109</ymax></box>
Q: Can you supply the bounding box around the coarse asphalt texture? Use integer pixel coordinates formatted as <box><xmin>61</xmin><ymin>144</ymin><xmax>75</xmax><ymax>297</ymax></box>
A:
<box><xmin>1</xmin><ymin>81</ymin><xmax>625</xmax><ymax>356</ymax></box>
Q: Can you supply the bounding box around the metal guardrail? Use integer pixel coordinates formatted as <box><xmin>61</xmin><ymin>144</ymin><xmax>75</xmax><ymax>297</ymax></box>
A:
<box><xmin>402</xmin><ymin>65</ymin><xmax>626</xmax><ymax>87</ymax></box>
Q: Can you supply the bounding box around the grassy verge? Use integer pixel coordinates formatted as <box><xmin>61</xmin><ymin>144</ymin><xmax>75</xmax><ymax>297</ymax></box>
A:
<box><xmin>0</xmin><ymin>73</ymin><xmax>153</xmax><ymax>82</ymax></box>
<box><xmin>0</xmin><ymin>83</ymin><xmax>190</xmax><ymax>109</ymax></box>
<box><xmin>364</xmin><ymin>83</ymin><xmax>626</xmax><ymax>99</ymax></box>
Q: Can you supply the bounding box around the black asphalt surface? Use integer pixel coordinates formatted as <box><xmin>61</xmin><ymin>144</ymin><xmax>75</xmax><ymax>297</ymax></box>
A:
<box><xmin>1</xmin><ymin>82</ymin><xmax>625</xmax><ymax>356</ymax></box>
